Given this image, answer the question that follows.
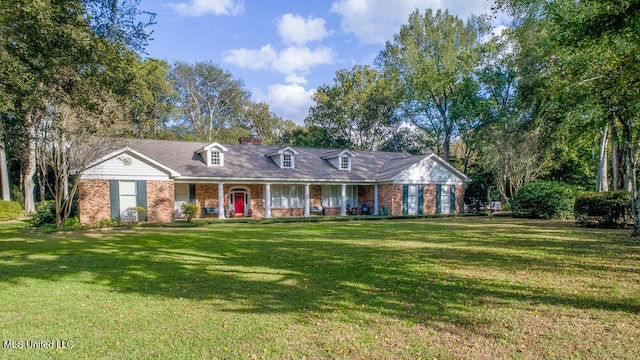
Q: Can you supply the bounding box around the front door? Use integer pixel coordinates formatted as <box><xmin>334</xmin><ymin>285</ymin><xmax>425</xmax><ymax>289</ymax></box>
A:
<box><xmin>234</xmin><ymin>192</ymin><xmax>245</xmax><ymax>214</ymax></box>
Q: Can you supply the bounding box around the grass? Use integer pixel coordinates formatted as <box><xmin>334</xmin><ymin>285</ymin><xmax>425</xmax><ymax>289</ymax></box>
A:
<box><xmin>0</xmin><ymin>217</ymin><xmax>639</xmax><ymax>359</ymax></box>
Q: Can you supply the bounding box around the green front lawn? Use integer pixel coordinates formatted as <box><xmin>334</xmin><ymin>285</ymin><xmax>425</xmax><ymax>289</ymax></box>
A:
<box><xmin>0</xmin><ymin>217</ymin><xmax>639</xmax><ymax>359</ymax></box>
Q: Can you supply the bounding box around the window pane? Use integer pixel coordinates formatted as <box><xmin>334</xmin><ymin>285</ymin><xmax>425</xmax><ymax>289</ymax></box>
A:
<box><xmin>119</xmin><ymin>181</ymin><xmax>136</xmax><ymax>196</ymax></box>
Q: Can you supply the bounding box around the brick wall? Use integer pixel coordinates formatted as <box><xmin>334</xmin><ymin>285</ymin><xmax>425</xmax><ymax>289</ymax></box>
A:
<box><xmin>147</xmin><ymin>180</ymin><xmax>175</xmax><ymax>223</ymax></box>
<box><xmin>456</xmin><ymin>184</ymin><xmax>465</xmax><ymax>213</ymax></box>
<box><xmin>424</xmin><ymin>184</ymin><xmax>437</xmax><ymax>214</ymax></box>
<box><xmin>78</xmin><ymin>179</ymin><xmax>111</xmax><ymax>225</ymax></box>
<box><xmin>378</xmin><ymin>184</ymin><xmax>403</xmax><ymax>216</ymax></box>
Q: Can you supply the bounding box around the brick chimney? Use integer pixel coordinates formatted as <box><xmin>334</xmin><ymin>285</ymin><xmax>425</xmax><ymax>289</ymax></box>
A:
<box><xmin>238</xmin><ymin>135</ymin><xmax>263</xmax><ymax>145</ymax></box>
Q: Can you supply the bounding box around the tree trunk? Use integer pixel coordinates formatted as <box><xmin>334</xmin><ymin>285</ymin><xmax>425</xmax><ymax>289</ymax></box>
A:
<box><xmin>24</xmin><ymin>120</ymin><xmax>37</xmax><ymax>213</ymax></box>
<box><xmin>0</xmin><ymin>124</ymin><xmax>10</xmax><ymax>200</ymax></box>
<box><xmin>596</xmin><ymin>124</ymin><xmax>609</xmax><ymax>192</ymax></box>
<box><xmin>442</xmin><ymin>133</ymin><xmax>451</xmax><ymax>162</ymax></box>
<box><xmin>612</xmin><ymin>142</ymin><xmax>619</xmax><ymax>191</ymax></box>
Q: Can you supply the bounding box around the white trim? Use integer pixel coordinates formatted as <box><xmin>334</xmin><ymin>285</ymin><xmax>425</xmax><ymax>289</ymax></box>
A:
<box><xmin>390</xmin><ymin>154</ymin><xmax>469</xmax><ymax>184</ymax></box>
<box><xmin>265</xmin><ymin>146</ymin><xmax>299</xmax><ymax>157</ymax></box>
<box><xmin>196</xmin><ymin>142</ymin><xmax>229</xmax><ymax>153</ymax></box>
<box><xmin>81</xmin><ymin>147</ymin><xmax>181</xmax><ymax>178</ymax></box>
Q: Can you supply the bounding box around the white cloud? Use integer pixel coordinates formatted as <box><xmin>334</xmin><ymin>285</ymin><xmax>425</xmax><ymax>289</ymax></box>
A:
<box><xmin>253</xmin><ymin>84</ymin><xmax>315</xmax><ymax>124</ymax></box>
<box><xmin>277</xmin><ymin>14</ymin><xmax>331</xmax><ymax>45</ymax></box>
<box><xmin>330</xmin><ymin>0</ymin><xmax>495</xmax><ymax>44</ymax></box>
<box><xmin>167</xmin><ymin>0</ymin><xmax>244</xmax><ymax>16</ymax></box>
<box><xmin>225</xmin><ymin>45</ymin><xmax>334</xmax><ymax>79</ymax></box>
<box><xmin>222</xmin><ymin>45</ymin><xmax>278</xmax><ymax>70</ymax></box>
<box><xmin>272</xmin><ymin>46</ymin><xmax>335</xmax><ymax>75</ymax></box>
<box><xmin>285</xmin><ymin>74</ymin><xmax>308</xmax><ymax>84</ymax></box>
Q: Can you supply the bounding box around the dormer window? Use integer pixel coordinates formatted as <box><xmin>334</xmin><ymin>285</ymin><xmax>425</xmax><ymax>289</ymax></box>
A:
<box><xmin>322</xmin><ymin>149</ymin><xmax>356</xmax><ymax>171</ymax></box>
<box><xmin>340</xmin><ymin>156</ymin><xmax>350</xmax><ymax>170</ymax></box>
<box><xmin>266</xmin><ymin>146</ymin><xmax>299</xmax><ymax>169</ymax></box>
<box><xmin>195</xmin><ymin>142</ymin><xmax>228</xmax><ymax>167</ymax></box>
<box><xmin>210</xmin><ymin>150</ymin><xmax>221</xmax><ymax>166</ymax></box>
<box><xmin>283</xmin><ymin>153</ymin><xmax>292</xmax><ymax>168</ymax></box>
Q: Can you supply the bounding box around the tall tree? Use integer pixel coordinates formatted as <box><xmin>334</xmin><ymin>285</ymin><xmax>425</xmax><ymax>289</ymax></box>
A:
<box><xmin>0</xmin><ymin>0</ymin><xmax>153</xmax><ymax>214</ymax></box>
<box><xmin>376</xmin><ymin>9</ymin><xmax>491</xmax><ymax>161</ymax></box>
<box><xmin>497</xmin><ymin>0</ymin><xmax>640</xmax><ymax>234</ymax></box>
<box><xmin>306</xmin><ymin>65</ymin><xmax>401</xmax><ymax>151</ymax></box>
<box><xmin>242</xmin><ymin>102</ymin><xmax>298</xmax><ymax>145</ymax></box>
<box><xmin>170</xmin><ymin>61</ymin><xmax>250</xmax><ymax>143</ymax></box>
<box><xmin>127</xmin><ymin>58</ymin><xmax>177</xmax><ymax>139</ymax></box>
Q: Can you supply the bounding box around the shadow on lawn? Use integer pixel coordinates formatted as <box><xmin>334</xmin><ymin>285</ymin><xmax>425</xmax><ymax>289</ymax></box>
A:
<box><xmin>0</xmin><ymin>219</ymin><xmax>639</xmax><ymax>329</ymax></box>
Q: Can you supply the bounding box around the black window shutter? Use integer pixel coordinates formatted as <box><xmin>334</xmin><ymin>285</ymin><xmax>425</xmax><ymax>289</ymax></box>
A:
<box><xmin>189</xmin><ymin>184</ymin><xmax>196</xmax><ymax>204</ymax></box>
<box><xmin>418</xmin><ymin>185</ymin><xmax>424</xmax><ymax>215</ymax></box>
<box><xmin>109</xmin><ymin>180</ymin><xmax>120</xmax><ymax>219</ymax></box>
<box><xmin>402</xmin><ymin>185</ymin><xmax>408</xmax><ymax>215</ymax></box>
<box><xmin>136</xmin><ymin>180</ymin><xmax>147</xmax><ymax>221</ymax></box>
<box><xmin>436</xmin><ymin>185</ymin><xmax>442</xmax><ymax>214</ymax></box>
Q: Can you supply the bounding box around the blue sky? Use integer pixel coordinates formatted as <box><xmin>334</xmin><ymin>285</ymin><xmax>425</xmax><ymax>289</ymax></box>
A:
<box><xmin>138</xmin><ymin>0</ymin><xmax>506</xmax><ymax>124</ymax></box>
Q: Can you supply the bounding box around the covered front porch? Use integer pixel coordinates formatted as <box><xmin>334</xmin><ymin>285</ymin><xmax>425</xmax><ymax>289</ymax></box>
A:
<box><xmin>174</xmin><ymin>182</ymin><xmax>385</xmax><ymax>220</ymax></box>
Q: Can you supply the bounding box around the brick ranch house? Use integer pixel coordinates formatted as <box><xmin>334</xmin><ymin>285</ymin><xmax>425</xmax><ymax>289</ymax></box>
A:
<box><xmin>77</xmin><ymin>137</ymin><xmax>469</xmax><ymax>224</ymax></box>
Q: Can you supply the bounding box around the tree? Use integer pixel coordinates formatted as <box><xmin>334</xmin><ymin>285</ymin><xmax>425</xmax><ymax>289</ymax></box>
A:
<box><xmin>376</xmin><ymin>9</ymin><xmax>491</xmax><ymax>161</ymax></box>
<box><xmin>170</xmin><ymin>61</ymin><xmax>250</xmax><ymax>143</ymax></box>
<box><xmin>306</xmin><ymin>65</ymin><xmax>401</xmax><ymax>151</ymax></box>
<box><xmin>0</xmin><ymin>122</ymin><xmax>9</xmax><ymax>200</ymax></box>
<box><xmin>242</xmin><ymin>102</ymin><xmax>298</xmax><ymax>145</ymax></box>
<box><xmin>496</xmin><ymin>0</ymin><xmax>640</xmax><ymax>235</ymax></box>
<box><xmin>0</xmin><ymin>0</ymin><xmax>153</xmax><ymax>217</ymax></box>
<box><xmin>127</xmin><ymin>58</ymin><xmax>177</xmax><ymax>139</ymax></box>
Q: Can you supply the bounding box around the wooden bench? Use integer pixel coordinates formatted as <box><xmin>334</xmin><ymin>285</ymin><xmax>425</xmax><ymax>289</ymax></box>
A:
<box><xmin>202</xmin><ymin>207</ymin><xmax>219</xmax><ymax>217</ymax></box>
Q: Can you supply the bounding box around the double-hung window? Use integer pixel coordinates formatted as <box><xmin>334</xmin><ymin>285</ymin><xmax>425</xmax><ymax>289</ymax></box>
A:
<box><xmin>282</xmin><ymin>153</ymin><xmax>292</xmax><ymax>168</ymax></box>
<box><xmin>210</xmin><ymin>150</ymin><xmax>221</xmax><ymax>166</ymax></box>
<box><xmin>271</xmin><ymin>185</ymin><xmax>303</xmax><ymax>208</ymax></box>
<box><xmin>322</xmin><ymin>185</ymin><xmax>358</xmax><ymax>208</ymax></box>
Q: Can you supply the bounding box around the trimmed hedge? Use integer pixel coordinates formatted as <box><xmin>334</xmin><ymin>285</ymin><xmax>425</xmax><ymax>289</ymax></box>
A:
<box><xmin>511</xmin><ymin>181</ymin><xmax>577</xmax><ymax>220</ymax></box>
<box><xmin>0</xmin><ymin>200</ymin><xmax>22</xmax><ymax>220</ymax></box>
<box><xmin>574</xmin><ymin>191</ymin><xmax>632</xmax><ymax>228</ymax></box>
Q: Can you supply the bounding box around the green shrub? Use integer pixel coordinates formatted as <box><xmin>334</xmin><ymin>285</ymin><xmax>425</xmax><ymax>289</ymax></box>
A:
<box><xmin>97</xmin><ymin>218</ymin><xmax>122</xmax><ymax>228</ymax></box>
<box><xmin>511</xmin><ymin>181</ymin><xmax>578</xmax><ymax>220</ymax></box>
<box><xmin>464</xmin><ymin>177</ymin><xmax>489</xmax><ymax>212</ymax></box>
<box><xmin>62</xmin><ymin>216</ymin><xmax>82</xmax><ymax>231</ymax></box>
<box><xmin>181</xmin><ymin>203</ymin><xmax>200</xmax><ymax>222</ymax></box>
<box><xmin>122</xmin><ymin>206</ymin><xmax>147</xmax><ymax>223</ymax></box>
<box><xmin>32</xmin><ymin>200</ymin><xmax>56</xmax><ymax>226</ymax></box>
<box><xmin>574</xmin><ymin>190</ymin><xmax>632</xmax><ymax>228</ymax></box>
<box><xmin>0</xmin><ymin>200</ymin><xmax>22</xmax><ymax>220</ymax></box>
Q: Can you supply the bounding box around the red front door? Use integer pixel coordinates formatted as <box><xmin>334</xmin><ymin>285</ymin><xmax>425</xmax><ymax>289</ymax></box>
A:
<box><xmin>234</xmin><ymin>193</ymin><xmax>245</xmax><ymax>214</ymax></box>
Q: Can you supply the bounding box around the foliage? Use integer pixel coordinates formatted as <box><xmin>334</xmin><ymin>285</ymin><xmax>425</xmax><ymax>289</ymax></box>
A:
<box><xmin>32</xmin><ymin>200</ymin><xmax>56</xmax><ymax>226</ymax></box>
<box><xmin>464</xmin><ymin>176</ymin><xmax>490</xmax><ymax>212</ymax></box>
<box><xmin>306</xmin><ymin>65</ymin><xmax>401</xmax><ymax>151</ymax></box>
<box><xmin>510</xmin><ymin>181</ymin><xmax>578</xmax><ymax>219</ymax></box>
<box><xmin>279</xmin><ymin>125</ymin><xmax>354</xmax><ymax>149</ymax></box>
<box><xmin>575</xmin><ymin>191</ymin><xmax>632</xmax><ymax>228</ymax></box>
<box><xmin>181</xmin><ymin>203</ymin><xmax>199</xmax><ymax>223</ymax></box>
<box><xmin>122</xmin><ymin>206</ymin><xmax>147</xmax><ymax>223</ymax></box>
<box><xmin>0</xmin><ymin>200</ymin><xmax>22</xmax><ymax>220</ymax></box>
<box><xmin>170</xmin><ymin>61</ymin><xmax>251</xmax><ymax>143</ymax></box>
<box><xmin>376</xmin><ymin>9</ymin><xmax>491</xmax><ymax>161</ymax></box>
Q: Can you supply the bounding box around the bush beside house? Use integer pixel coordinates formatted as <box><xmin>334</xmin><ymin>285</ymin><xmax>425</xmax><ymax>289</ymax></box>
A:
<box><xmin>575</xmin><ymin>190</ymin><xmax>632</xmax><ymax>228</ymax></box>
<box><xmin>0</xmin><ymin>200</ymin><xmax>22</xmax><ymax>220</ymax></box>
<box><xmin>511</xmin><ymin>181</ymin><xmax>577</xmax><ymax>220</ymax></box>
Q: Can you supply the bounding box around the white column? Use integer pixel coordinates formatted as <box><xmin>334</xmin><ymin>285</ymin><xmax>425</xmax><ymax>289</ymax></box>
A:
<box><xmin>340</xmin><ymin>184</ymin><xmax>347</xmax><ymax>216</ymax></box>
<box><xmin>265</xmin><ymin>183</ymin><xmax>272</xmax><ymax>218</ymax></box>
<box><xmin>218</xmin><ymin>182</ymin><xmax>226</xmax><ymax>219</ymax></box>
<box><xmin>303</xmin><ymin>184</ymin><xmax>310</xmax><ymax>217</ymax></box>
<box><xmin>373</xmin><ymin>184</ymin><xmax>379</xmax><ymax>215</ymax></box>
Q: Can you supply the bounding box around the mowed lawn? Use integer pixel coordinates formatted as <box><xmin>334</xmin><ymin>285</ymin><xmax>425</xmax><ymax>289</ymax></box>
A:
<box><xmin>0</xmin><ymin>217</ymin><xmax>639</xmax><ymax>359</ymax></box>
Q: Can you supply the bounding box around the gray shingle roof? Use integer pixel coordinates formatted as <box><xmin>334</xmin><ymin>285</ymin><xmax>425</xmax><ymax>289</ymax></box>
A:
<box><xmin>116</xmin><ymin>138</ymin><xmax>437</xmax><ymax>183</ymax></box>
